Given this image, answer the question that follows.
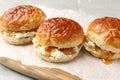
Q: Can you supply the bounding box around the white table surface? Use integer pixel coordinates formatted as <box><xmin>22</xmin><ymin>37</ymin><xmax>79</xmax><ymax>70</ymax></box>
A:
<box><xmin>0</xmin><ymin>0</ymin><xmax>120</xmax><ymax>80</ymax></box>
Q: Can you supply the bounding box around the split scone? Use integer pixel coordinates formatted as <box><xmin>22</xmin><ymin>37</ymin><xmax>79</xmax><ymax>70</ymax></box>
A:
<box><xmin>33</xmin><ymin>17</ymin><xmax>84</xmax><ymax>62</ymax></box>
<box><xmin>84</xmin><ymin>17</ymin><xmax>120</xmax><ymax>64</ymax></box>
<box><xmin>0</xmin><ymin>5</ymin><xmax>46</xmax><ymax>45</ymax></box>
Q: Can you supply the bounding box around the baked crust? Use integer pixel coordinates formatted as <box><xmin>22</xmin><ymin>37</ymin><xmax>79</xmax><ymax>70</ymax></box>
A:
<box><xmin>36</xmin><ymin>17</ymin><xmax>84</xmax><ymax>48</ymax></box>
<box><xmin>0</xmin><ymin>5</ymin><xmax>46</xmax><ymax>31</ymax></box>
<box><xmin>87</xmin><ymin>17</ymin><xmax>120</xmax><ymax>53</ymax></box>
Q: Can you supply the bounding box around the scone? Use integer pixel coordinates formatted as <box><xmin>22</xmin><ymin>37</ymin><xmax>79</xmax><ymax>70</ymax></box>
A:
<box><xmin>0</xmin><ymin>5</ymin><xmax>46</xmax><ymax>45</ymax></box>
<box><xmin>33</xmin><ymin>17</ymin><xmax>84</xmax><ymax>62</ymax></box>
<box><xmin>84</xmin><ymin>17</ymin><xmax>120</xmax><ymax>64</ymax></box>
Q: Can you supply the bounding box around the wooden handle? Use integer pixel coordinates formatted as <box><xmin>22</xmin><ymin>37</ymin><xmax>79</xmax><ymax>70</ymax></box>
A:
<box><xmin>0</xmin><ymin>57</ymin><xmax>81</xmax><ymax>80</ymax></box>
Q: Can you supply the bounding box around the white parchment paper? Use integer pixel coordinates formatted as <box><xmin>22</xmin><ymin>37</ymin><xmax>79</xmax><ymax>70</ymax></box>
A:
<box><xmin>0</xmin><ymin>6</ymin><xmax>120</xmax><ymax>80</ymax></box>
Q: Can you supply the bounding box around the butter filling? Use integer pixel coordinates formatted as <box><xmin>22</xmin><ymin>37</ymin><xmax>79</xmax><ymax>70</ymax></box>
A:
<box><xmin>35</xmin><ymin>45</ymin><xmax>81</xmax><ymax>59</ymax></box>
<box><xmin>1</xmin><ymin>30</ymin><xmax>36</xmax><ymax>39</ymax></box>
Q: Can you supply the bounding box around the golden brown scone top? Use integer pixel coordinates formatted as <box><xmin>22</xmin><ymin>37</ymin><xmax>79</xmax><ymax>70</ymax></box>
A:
<box><xmin>87</xmin><ymin>17</ymin><xmax>120</xmax><ymax>34</ymax></box>
<box><xmin>36</xmin><ymin>17</ymin><xmax>84</xmax><ymax>48</ymax></box>
<box><xmin>0</xmin><ymin>5</ymin><xmax>46</xmax><ymax>31</ymax></box>
<box><xmin>87</xmin><ymin>17</ymin><xmax>120</xmax><ymax>53</ymax></box>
